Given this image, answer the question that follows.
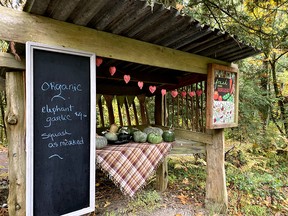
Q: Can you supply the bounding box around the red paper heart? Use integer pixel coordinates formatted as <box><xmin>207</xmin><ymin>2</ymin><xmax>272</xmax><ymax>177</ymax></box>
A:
<box><xmin>181</xmin><ymin>91</ymin><xmax>187</xmax><ymax>98</ymax></box>
<box><xmin>196</xmin><ymin>89</ymin><xmax>203</xmax><ymax>96</ymax></box>
<box><xmin>109</xmin><ymin>66</ymin><xmax>116</xmax><ymax>76</ymax></box>
<box><xmin>149</xmin><ymin>86</ymin><xmax>156</xmax><ymax>94</ymax></box>
<box><xmin>96</xmin><ymin>58</ymin><xmax>103</xmax><ymax>67</ymax></box>
<box><xmin>161</xmin><ymin>89</ymin><xmax>166</xmax><ymax>96</ymax></box>
<box><xmin>124</xmin><ymin>75</ymin><xmax>130</xmax><ymax>84</ymax></box>
<box><xmin>138</xmin><ymin>81</ymin><xmax>144</xmax><ymax>89</ymax></box>
<box><xmin>188</xmin><ymin>91</ymin><xmax>195</xmax><ymax>97</ymax></box>
<box><xmin>171</xmin><ymin>90</ymin><xmax>178</xmax><ymax>98</ymax></box>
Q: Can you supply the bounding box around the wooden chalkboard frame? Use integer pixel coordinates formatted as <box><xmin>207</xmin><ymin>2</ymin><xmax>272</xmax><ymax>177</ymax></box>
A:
<box><xmin>206</xmin><ymin>63</ymin><xmax>239</xmax><ymax>129</ymax></box>
<box><xmin>26</xmin><ymin>42</ymin><xmax>96</xmax><ymax>216</ymax></box>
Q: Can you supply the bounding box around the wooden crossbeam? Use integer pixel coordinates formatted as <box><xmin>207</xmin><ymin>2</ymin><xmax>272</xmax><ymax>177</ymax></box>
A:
<box><xmin>0</xmin><ymin>6</ymin><xmax>230</xmax><ymax>73</ymax></box>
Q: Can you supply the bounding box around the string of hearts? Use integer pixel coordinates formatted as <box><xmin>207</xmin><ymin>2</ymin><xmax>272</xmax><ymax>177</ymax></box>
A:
<box><xmin>96</xmin><ymin>57</ymin><xmax>203</xmax><ymax>98</ymax></box>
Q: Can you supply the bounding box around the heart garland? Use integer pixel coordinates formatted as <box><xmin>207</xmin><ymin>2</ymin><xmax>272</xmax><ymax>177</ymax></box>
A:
<box><xmin>96</xmin><ymin>58</ymin><xmax>103</xmax><ymax>67</ymax></box>
<box><xmin>109</xmin><ymin>66</ymin><xmax>116</xmax><ymax>76</ymax></box>
<box><xmin>188</xmin><ymin>91</ymin><xmax>196</xmax><ymax>97</ymax></box>
<box><xmin>138</xmin><ymin>81</ymin><xmax>144</xmax><ymax>89</ymax></box>
<box><xmin>181</xmin><ymin>91</ymin><xmax>187</xmax><ymax>98</ymax></box>
<box><xmin>98</xmin><ymin>60</ymin><xmax>205</xmax><ymax>96</ymax></box>
<box><xmin>124</xmin><ymin>75</ymin><xmax>130</xmax><ymax>84</ymax></box>
<box><xmin>149</xmin><ymin>86</ymin><xmax>156</xmax><ymax>94</ymax></box>
<box><xmin>171</xmin><ymin>90</ymin><xmax>178</xmax><ymax>98</ymax></box>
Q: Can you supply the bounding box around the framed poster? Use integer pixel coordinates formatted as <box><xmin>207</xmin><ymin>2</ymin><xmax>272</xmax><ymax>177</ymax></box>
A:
<box><xmin>206</xmin><ymin>63</ymin><xmax>239</xmax><ymax>129</ymax></box>
<box><xmin>26</xmin><ymin>42</ymin><xmax>96</xmax><ymax>216</ymax></box>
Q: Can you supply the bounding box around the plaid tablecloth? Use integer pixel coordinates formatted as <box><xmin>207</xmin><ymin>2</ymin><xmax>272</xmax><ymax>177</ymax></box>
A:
<box><xmin>96</xmin><ymin>142</ymin><xmax>172</xmax><ymax>197</ymax></box>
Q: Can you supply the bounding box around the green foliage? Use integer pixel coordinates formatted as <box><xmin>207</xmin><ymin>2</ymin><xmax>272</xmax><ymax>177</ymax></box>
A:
<box><xmin>0</xmin><ymin>40</ymin><xmax>9</xmax><ymax>53</ymax></box>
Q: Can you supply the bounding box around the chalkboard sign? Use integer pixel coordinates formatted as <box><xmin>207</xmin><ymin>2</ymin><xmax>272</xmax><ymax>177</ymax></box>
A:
<box><xmin>26</xmin><ymin>42</ymin><xmax>96</xmax><ymax>216</ymax></box>
<box><xmin>206</xmin><ymin>63</ymin><xmax>239</xmax><ymax>129</ymax></box>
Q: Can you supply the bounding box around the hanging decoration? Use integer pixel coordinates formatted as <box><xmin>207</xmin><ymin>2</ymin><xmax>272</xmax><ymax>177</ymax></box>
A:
<box><xmin>181</xmin><ymin>91</ymin><xmax>187</xmax><ymax>98</ymax></box>
<box><xmin>149</xmin><ymin>86</ymin><xmax>156</xmax><ymax>94</ymax></box>
<box><xmin>99</xmin><ymin>58</ymin><xmax>204</xmax><ymax>97</ymax></box>
<box><xmin>188</xmin><ymin>91</ymin><xmax>195</xmax><ymax>97</ymax></box>
<box><xmin>196</xmin><ymin>89</ymin><xmax>203</xmax><ymax>96</ymax></box>
<box><xmin>109</xmin><ymin>66</ymin><xmax>116</xmax><ymax>76</ymax></box>
<box><xmin>124</xmin><ymin>75</ymin><xmax>131</xmax><ymax>84</ymax></box>
<box><xmin>138</xmin><ymin>81</ymin><xmax>144</xmax><ymax>89</ymax></box>
<box><xmin>171</xmin><ymin>90</ymin><xmax>178</xmax><ymax>98</ymax></box>
<box><xmin>96</xmin><ymin>58</ymin><xmax>103</xmax><ymax>67</ymax></box>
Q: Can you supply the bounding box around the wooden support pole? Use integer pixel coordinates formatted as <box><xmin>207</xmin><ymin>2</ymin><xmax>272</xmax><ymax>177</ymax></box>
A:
<box><xmin>103</xmin><ymin>95</ymin><xmax>115</xmax><ymax>125</ymax></box>
<box><xmin>137</xmin><ymin>95</ymin><xmax>148</xmax><ymax>125</ymax></box>
<box><xmin>154</xmin><ymin>94</ymin><xmax>162</xmax><ymax>125</ymax></box>
<box><xmin>5</xmin><ymin>71</ymin><xmax>26</xmax><ymax>216</ymax></box>
<box><xmin>205</xmin><ymin>129</ymin><xmax>228</xmax><ymax>214</ymax></box>
<box><xmin>155</xmin><ymin>157</ymin><xmax>168</xmax><ymax>192</ymax></box>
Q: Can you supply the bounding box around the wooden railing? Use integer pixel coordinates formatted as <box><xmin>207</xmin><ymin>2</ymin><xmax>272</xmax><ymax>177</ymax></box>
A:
<box><xmin>164</xmin><ymin>81</ymin><xmax>206</xmax><ymax>132</ymax></box>
<box><xmin>96</xmin><ymin>81</ymin><xmax>206</xmax><ymax>133</ymax></box>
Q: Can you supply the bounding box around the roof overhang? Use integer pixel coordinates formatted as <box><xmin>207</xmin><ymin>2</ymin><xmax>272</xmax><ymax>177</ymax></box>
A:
<box><xmin>0</xmin><ymin>0</ymin><xmax>260</xmax><ymax>95</ymax></box>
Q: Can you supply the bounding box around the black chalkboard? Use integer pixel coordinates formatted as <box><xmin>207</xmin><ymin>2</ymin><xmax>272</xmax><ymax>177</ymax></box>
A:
<box><xmin>26</xmin><ymin>43</ymin><xmax>95</xmax><ymax>216</ymax></box>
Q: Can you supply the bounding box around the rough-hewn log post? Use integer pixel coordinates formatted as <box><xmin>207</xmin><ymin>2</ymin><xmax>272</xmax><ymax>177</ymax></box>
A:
<box><xmin>205</xmin><ymin>129</ymin><xmax>228</xmax><ymax>214</ymax></box>
<box><xmin>5</xmin><ymin>71</ymin><xmax>26</xmax><ymax>216</ymax></box>
<box><xmin>154</xmin><ymin>94</ymin><xmax>168</xmax><ymax>191</ymax></box>
<box><xmin>155</xmin><ymin>157</ymin><xmax>168</xmax><ymax>191</ymax></box>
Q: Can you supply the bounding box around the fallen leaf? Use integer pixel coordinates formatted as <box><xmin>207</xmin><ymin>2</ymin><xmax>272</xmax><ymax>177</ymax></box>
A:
<box><xmin>177</xmin><ymin>193</ymin><xmax>189</xmax><ymax>205</ymax></box>
<box><xmin>103</xmin><ymin>201</ymin><xmax>111</xmax><ymax>208</ymax></box>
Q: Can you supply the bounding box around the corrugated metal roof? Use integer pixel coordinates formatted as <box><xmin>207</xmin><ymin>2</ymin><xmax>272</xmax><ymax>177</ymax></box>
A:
<box><xmin>21</xmin><ymin>0</ymin><xmax>260</xmax><ymax>95</ymax></box>
<box><xmin>23</xmin><ymin>0</ymin><xmax>259</xmax><ymax>63</ymax></box>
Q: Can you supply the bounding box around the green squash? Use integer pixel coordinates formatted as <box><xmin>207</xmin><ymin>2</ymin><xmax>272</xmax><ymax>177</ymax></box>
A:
<box><xmin>143</xmin><ymin>126</ymin><xmax>163</xmax><ymax>136</ymax></box>
<box><xmin>104</xmin><ymin>132</ymin><xmax>118</xmax><ymax>141</ymax></box>
<box><xmin>147</xmin><ymin>132</ymin><xmax>163</xmax><ymax>144</ymax></box>
<box><xmin>162</xmin><ymin>130</ymin><xmax>175</xmax><ymax>142</ymax></box>
<box><xmin>133</xmin><ymin>131</ymin><xmax>147</xmax><ymax>143</ymax></box>
<box><xmin>96</xmin><ymin>135</ymin><xmax>108</xmax><ymax>149</ymax></box>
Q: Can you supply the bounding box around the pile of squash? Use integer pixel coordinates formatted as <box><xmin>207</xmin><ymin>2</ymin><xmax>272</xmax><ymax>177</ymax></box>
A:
<box><xmin>96</xmin><ymin>124</ymin><xmax>175</xmax><ymax>148</ymax></box>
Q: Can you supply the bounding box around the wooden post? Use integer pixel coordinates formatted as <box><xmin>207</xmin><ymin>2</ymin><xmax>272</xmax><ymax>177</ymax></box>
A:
<box><xmin>205</xmin><ymin>129</ymin><xmax>228</xmax><ymax>214</ymax></box>
<box><xmin>155</xmin><ymin>157</ymin><xmax>168</xmax><ymax>191</ymax></box>
<box><xmin>154</xmin><ymin>94</ymin><xmax>168</xmax><ymax>191</ymax></box>
<box><xmin>5</xmin><ymin>71</ymin><xmax>26</xmax><ymax>216</ymax></box>
<box><xmin>154</xmin><ymin>94</ymin><xmax>162</xmax><ymax>125</ymax></box>
<box><xmin>103</xmin><ymin>95</ymin><xmax>115</xmax><ymax>125</ymax></box>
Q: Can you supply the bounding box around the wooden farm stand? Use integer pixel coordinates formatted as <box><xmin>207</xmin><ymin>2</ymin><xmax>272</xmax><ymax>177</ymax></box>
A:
<box><xmin>0</xmin><ymin>1</ymin><xmax>259</xmax><ymax>215</ymax></box>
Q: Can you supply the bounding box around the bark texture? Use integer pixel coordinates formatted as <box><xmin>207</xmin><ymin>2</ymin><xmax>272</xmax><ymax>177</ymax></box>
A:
<box><xmin>5</xmin><ymin>71</ymin><xmax>26</xmax><ymax>216</ymax></box>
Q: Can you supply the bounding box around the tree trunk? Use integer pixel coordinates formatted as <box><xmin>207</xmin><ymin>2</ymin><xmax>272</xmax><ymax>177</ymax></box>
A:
<box><xmin>270</xmin><ymin>57</ymin><xmax>288</xmax><ymax>137</ymax></box>
<box><xmin>5</xmin><ymin>71</ymin><xmax>26</xmax><ymax>216</ymax></box>
<box><xmin>205</xmin><ymin>129</ymin><xmax>228</xmax><ymax>214</ymax></box>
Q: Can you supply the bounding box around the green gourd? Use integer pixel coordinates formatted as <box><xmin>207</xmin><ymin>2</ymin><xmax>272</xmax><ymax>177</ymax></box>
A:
<box><xmin>147</xmin><ymin>132</ymin><xmax>163</xmax><ymax>144</ymax></box>
<box><xmin>96</xmin><ymin>135</ymin><xmax>108</xmax><ymax>149</ymax></box>
<box><xmin>133</xmin><ymin>131</ymin><xmax>147</xmax><ymax>143</ymax></box>
<box><xmin>104</xmin><ymin>132</ymin><xmax>118</xmax><ymax>141</ymax></box>
<box><xmin>143</xmin><ymin>126</ymin><xmax>163</xmax><ymax>136</ymax></box>
<box><xmin>162</xmin><ymin>130</ymin><xmax>175</xmax><ymax>142</ymax></box>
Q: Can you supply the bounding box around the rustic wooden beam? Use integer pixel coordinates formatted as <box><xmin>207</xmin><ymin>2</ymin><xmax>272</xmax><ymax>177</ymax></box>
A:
<box><xmin>157</xmin><ymin>126</ymin><xmax>213</xmax><ymax>144</ymax></box>
<box><xmin>0</xmin><ymin>6</ymin><xmax>230</xmax><ymax>73</ymax></box>
<box><xmin>0</xmin><ymin>52</ymin><xmax>25</xmax><ymax>70</ymax></box>
<box><xmin>5</xmin><ymin>71</ymin><xmax>26</xmax><ymax>216</ymax></box>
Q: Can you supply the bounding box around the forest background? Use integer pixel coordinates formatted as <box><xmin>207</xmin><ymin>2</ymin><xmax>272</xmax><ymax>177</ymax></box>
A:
<box><xmin>0</xmin><ymin>0</ymin><xmax>287</xmax><ymax>215</ymax></box>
